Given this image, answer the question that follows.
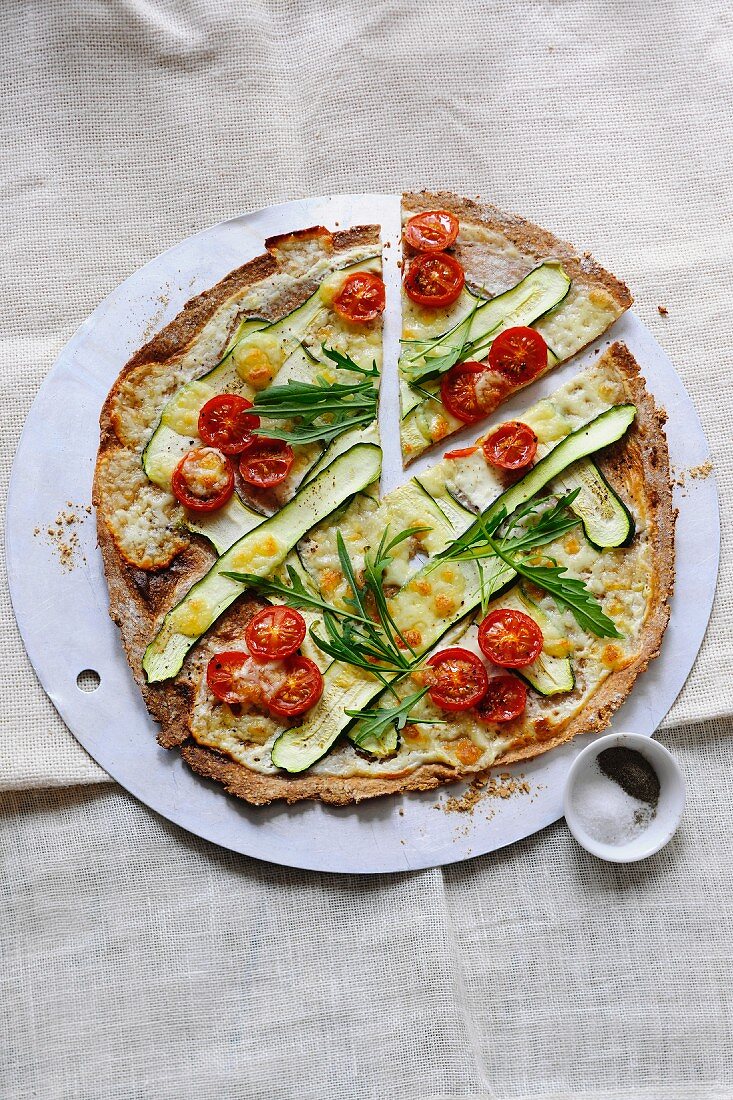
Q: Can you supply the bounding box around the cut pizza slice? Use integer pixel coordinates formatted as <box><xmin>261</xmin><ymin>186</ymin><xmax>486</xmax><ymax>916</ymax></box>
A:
<box><xmin>95</xmin><ymin>223</ymin><xmax>384</xmax><ymax>573</ymax></box>
<box><xmin>398</xmin><ymin>190</ymin><xmax>633</xmax><ymax>464</ymax></box>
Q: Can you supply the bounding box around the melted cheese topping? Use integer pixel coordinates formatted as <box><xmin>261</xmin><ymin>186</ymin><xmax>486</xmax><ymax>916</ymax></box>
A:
<box><xmin>179</xmin><ymin>448</ymin><xmax>231</xmax><ymax>499</ymax></box>
<box><xmin>228</xmin><ymin>533</ymin><xmax>286</xmax><ymax>574</ymax></box>
<box><xmin>170</xmin><ymin>594</ymin><xmax>216</xmax><ymax>637</ymax></box>
<box><xmin>162</xmin><ymin>380</ymin><xmax>217</xmax><ymax>436</ymax></box>
<box><xmin>96</xmin><ymin>448</ymin><xmax>186</xmax><ymax>568</ymax></box>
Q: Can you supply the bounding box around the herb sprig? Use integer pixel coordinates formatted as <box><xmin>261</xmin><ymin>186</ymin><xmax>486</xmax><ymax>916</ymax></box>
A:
<box><xmin>346</xmin><ymin>687</ymin><xmax>444</xmax><ymax>748</ymax></box>
<box><xmin>308</xmin><ymin>528</ymin><xmax>429</xmax><ymax>689</ymax></box>
<box><xmin>440</xmin><ymin>491</ymin><xmax>622</xmax><ymax>638</ymax></box>
<box><xmin>252</xmin><ymin>346</ymin><xmax>378</xmax><ymax>445</ymax></box>
<box><xmin>400</xmin><ymin>297</ymin><xmax>529</xmax><ymax>387</ymax></box>
<box><xmin>222</xmin><ymin>563</ymin><xmax>375</xmax><ymax>626</ymax></box>
<box><xmin>399</xmin><ymin>302</ymin><xmax>479</xmax><ymax>385</ymax></box>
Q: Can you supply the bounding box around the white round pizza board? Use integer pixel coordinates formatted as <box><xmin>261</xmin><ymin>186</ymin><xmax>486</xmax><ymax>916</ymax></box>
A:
<box><xmin>6</xmin><ymin>195</ymin><xmax>719</xmax><ymax>873</ymax></box>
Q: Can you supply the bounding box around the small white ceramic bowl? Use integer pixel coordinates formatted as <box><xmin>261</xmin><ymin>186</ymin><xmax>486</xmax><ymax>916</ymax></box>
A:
<box><xmin>563</xmin><ymin>732</ymin><xmax>686</xmax><ymax>863</ymax></box>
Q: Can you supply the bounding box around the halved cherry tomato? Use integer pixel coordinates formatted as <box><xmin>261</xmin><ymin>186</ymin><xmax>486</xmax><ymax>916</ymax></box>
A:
<box><xmin>440</xmin><ymin>361</ymin><xmax>487</xmax><ymax>423</ymax></box>
<box><xmin>444</xmin><ymin>445</ymin><xmax>479</xmax><ymax>460</ymax></box>
<box><xmin>478</xmin><ymin>609</ymin><xmax>543</xmax><ymax>669</ymax></box>
<box><xmin>333</xmin><ymin>272</ymin><xmax>386</xmax><ymax>323</ymax></box>
<box><xmin>245</xmin><ymin>606</ymin><xmax>306</xmax><ymax>662</ymax></box>
<box><xmin>198</xmin><ymin>394</ymin><xmax>260</xmax><ymax>455</ymax></box>
<box><xmin>403</xmin><ymin>210</ymin><xmax>459</xmax><ymax>252</ymax></box>
<box><xmin>482</xmin><ymin>421</ymin><xmax>538</xmax><ymax>471</ymax></box>
<box><xmin>239</xmin><ymin>437</ymin><xmax>294</xmax><ymax>488</ymax></box>
<box><xmin>171</xmin><ymin>447</ymin><xmax>234</xmax><ymax>513</ymax></box>
<box><xmin>206</xmin><ymin>651</ymin><xmax>256</xmax><ymax>705</ymax></box>
<box><xmin>404</xmin><ymin>252</ymin><xmax>465</xmax><ymax>308</ymax></box>
<box><xmin>476</xmin><ymin>675</ymin><xmax>527</xmax><ymax>723</ymax></box>
<box><xmin>426</xmin><ymin>647</ymin><xmax>489</xmax><ymax>712</ymax></box>
<box><xmin>267</xmin><ymin>656</ymin><xmax>323</xmax><ymax>718</ymax></box>
<box><xmin>488</xmin><ymin>326</ymin><xmax>548</xmax><ymax>384</ymax></box>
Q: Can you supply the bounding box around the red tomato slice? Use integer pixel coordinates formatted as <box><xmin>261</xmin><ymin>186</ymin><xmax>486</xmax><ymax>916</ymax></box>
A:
<box><xmin>171</xmin><ymin>447</ymin><xmax>234</xmax><ymax>513</ymax></box>
<box><xmin>267</xmin><ymin>656</ymin><xmax>324</xmax><ymax>718</ymax></box>
<box><xmin>206</xmin><ymin>651</ymin><xmax>256</xmax><ymax>705</ymax></box>
<box><xmin>444</xmin><ymin>445</ymin><xmax>480</xmax><ymax>460</ymax></box>
<box><xmin>239</xmin><ymin>438</ymin><xmax>294</xmax><ymax>488</ymax></box>
<box><xmin>333</xmin><ymin>272</ymin><xmax>386</xmax><ymax>323</ymax></box>
<box><xmin>198</xmin><ymin>394</ymin><xmax>260</xmax><ymax>455</ymax></box>
<box><xmin>404</xmin><ymin>252</ymin><xmax>465</xmax><ymax>308</ymax></box>
<box><xmin>440</xmin><ymin>361</ymin><xmax>487</xmax><ymax>423</ymax></box>
<box><xmin>478</xmin><ymin>609</ymin><xmax>544</xmax><ymax>669</ymax></box>
<box><xmin>482</xmin><ymin>421</ymin><xmax>538</xmax><ymax>471</ymax></box>
<box><xmin>426</xmin><ymin>647</ymin><xmax>489</xmax><ymax>712</ymax></box>
<box><xmin>403</xmin><ymin>210</ymin><xmax>459</xmax><ymax>252</ymax></box>
<box><xmin>245</xmin><ymin>606</ymin><xmax>306</xmax><ymax>661</ymax></box>
<box><xmin>488</xmin><ymin>326</ymin><xmax>548</xmax><ymax>385</ymax></box>
<box><xmin>476</xmin><ymin>675</ymin><xmax>527</xmax><ymax>723</ymax></box>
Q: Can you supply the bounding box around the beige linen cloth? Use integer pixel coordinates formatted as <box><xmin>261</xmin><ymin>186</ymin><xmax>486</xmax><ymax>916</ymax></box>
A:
<box><xmin>1</xmin><ymin>2</ymin><xmax>732</xmax><ymax>1097</ymax></box>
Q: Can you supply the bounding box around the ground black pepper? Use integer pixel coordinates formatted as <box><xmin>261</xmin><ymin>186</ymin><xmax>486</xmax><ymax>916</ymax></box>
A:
<box><xmin>597</xmin><ymin>746</ymin><xmax>660</xmax><ymax>806</ymax></box>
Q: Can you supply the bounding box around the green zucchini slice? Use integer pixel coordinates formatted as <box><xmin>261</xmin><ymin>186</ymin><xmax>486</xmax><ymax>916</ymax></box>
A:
<box><xmin>530</xmin><ymin>399</ymin><xmax>635</xmax><ymax>550</ymax></box>
<box><xmin>142</xmin><ymin>442</ymin><xmax>382</xmax><ymax>683</ymax></box>
<box><xmin>185</xmin><ymin>495</ymin><xmax>267</xmax><ymax>556</ymax></box>
<box><xmin>444</xmin><ymin>403</ymin><xmax>637</xmax><ymax>558</ymax></box>
<box><xmin>556</xmin><ymin>461</ymin><xmax>635</xmax><ymax>550</ymax></box>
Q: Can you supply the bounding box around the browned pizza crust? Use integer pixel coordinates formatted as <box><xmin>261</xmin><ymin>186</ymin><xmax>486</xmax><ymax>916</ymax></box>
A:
<box><xmin>402</xmin><ymin>190</ymin><xmax>633</xmax><ymax>309</ymax></box>
<box><xmin>93</xmin><ymin>224</ymin><xmax>380</xmax><ymax>745</ymax></box>
<box><xmin>178</xmin><ymin>342</ymin><xmax>674</xmax><ymax>805</ymax></box>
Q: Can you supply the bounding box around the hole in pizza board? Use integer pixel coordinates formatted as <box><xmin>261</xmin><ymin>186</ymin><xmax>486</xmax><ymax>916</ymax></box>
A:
<box><xmin>77</xmin><ymin>669</ymin><xmax>101</xmax><ymax>693</ymax></box>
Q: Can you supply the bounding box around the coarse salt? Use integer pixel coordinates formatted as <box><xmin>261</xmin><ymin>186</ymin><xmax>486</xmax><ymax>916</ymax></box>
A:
<box><xmin>569</xmin><ymin>758</ymin><xmax>656</xmax><ymax>846</ymax></box>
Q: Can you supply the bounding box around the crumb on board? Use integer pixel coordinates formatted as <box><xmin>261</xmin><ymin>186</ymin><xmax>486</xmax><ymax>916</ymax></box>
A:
<box><xmin>439</xmin><ymin>771</ymin><xmax>531</xmax><ymax>815</ymax></box>
<box><xmin>689</xmin><ymin>460</ymin><xmax>712</xmax><ymax>480</ymax></box>
<box><xmin>34</xmin><ymin>504</ymin><xmax>89</xmax><ymax>572</ymax></box>
<box><xmin>657</xmin><ymin>305</ymin><xmax>669</xmax><ymax>316</ymax></box>
<box><xmin>673</xmin><ymin>460</ymin><xmax>712</xmax><ymax>491</ymax></box>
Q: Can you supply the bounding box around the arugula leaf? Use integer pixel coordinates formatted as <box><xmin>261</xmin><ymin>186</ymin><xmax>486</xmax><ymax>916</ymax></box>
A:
<box><xmin>252</xmin><ymin>345</ymin><xmax>378</xmax><ymax>445</ymax></box>
<box><xmin>321</xmin><ymin>345</ymin><xmax>379</xmax><ymax>379</ymax></box>
<box><xmin>450</xmin><ymin>491</ymin><xmax>582</xmax><ymax>564</ymax></box>
<box><xmin>441</xmin><ymin>492</ymin><xmax>623</xmax><ymax>639</ymax></box>
<box><xmin>400</xmin><ymin>305</ymin><xmax>478</xmax><ymax>385</ymax></box>
<box><xmin>502</xmin><ymin>557</ymin><xmax>623</xmax><ymax>638</ymax></box>
<box><xmin>346</xmin><ymin>687</ymin><xmax>442</xmax><ymax>748</ymax></box>
<box><xmin>230</xmin><ymin>527</ymin><xmax>424</xmax><ymax>686</ymax></box>
<box><xmin>221</xmin><ymin>564</ymin><xmax>374</xmax><ymax>625</ymax></box>
<box><xmin>362</xmin><ymin>526</ymin><xmax>431</xmax><ymax>656</ymax></box>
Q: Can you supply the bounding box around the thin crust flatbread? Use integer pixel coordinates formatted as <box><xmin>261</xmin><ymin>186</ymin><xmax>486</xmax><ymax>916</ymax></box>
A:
<box><xmin>94</xmin><ymin>212</ymin><xmax>672</xmax><ymax>809</ymax></box>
